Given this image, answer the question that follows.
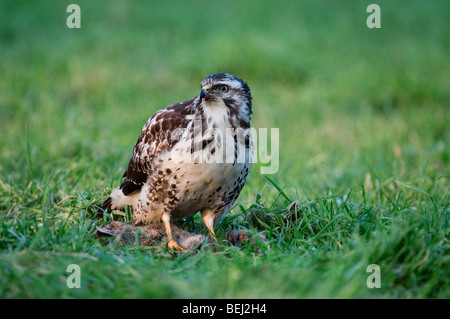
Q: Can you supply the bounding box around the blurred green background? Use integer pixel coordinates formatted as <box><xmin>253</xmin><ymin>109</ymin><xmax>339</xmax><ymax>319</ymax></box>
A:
<box><xmin>0</xmin><ymin>0</ymin><xmax>448</xmax><ymax>298</ymax></box>
<box><xmin>1</xmin><ymin>0</ymin><xmax>448</xmax><ymax>193</ymax></box>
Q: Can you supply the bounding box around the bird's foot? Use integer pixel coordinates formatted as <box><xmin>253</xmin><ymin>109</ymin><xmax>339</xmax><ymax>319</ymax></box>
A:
<box><xmin>167</xmin><ymin>239</ymin><xmax>185</xmax><ymax>252</ymax></box>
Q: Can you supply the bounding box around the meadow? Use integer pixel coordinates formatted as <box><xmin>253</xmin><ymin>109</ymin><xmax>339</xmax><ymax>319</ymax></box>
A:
<box><xmin>0</xmin><ymin>0</ymin><xmax>448</xmax><ymax>298</ymax></box>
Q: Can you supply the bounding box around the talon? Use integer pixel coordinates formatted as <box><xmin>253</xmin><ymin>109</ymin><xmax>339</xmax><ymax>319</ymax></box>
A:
<box><xmin>168</xmin><ymin>239</ymin><xmax>185</xmax><ymax>252</ymax></box>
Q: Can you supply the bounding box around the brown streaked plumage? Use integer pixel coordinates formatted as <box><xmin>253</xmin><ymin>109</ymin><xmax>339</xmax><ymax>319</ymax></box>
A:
<box><xmin>100</xmin><ymin>73</ymin><xmax>253</xmax><ymax>251</ymax></box>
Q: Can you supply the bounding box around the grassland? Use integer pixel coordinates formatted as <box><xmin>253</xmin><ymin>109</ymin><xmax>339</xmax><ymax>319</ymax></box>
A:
<box><xmin>0</xmin><ymin>0</ymin><xmax>449</xmax><ymax>298</ymax></box>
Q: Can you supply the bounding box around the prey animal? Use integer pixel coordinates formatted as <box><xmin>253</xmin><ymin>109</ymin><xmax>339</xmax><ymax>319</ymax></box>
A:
<box><xmin>100</xmin><ymin>73</ymin><xmax>253</xmax><ymax>251</ymax></box>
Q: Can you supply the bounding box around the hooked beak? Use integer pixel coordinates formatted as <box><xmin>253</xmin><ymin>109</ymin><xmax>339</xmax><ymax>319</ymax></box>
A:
<box><xmin>200</xmin><ymin>86</ymin><xmax>210</xmax><ymax>100</ymax></box>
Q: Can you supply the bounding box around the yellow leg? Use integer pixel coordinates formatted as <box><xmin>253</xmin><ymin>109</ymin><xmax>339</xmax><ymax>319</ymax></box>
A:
<box><xmin>201</xmin><ymin>210</ymin><xmax>217</xmax><ymax>241</ymax></box>
<box><xmin>162</xmin><ymin>212</ymin><xmax>184</xmax><ymax>251</ymax></box>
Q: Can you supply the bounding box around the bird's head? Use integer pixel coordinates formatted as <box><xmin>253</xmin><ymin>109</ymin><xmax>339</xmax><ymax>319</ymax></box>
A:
<box><xmin>199</xmin><ymin>73</ymin><xmax>252</xmax><ymax>122</ymax></box>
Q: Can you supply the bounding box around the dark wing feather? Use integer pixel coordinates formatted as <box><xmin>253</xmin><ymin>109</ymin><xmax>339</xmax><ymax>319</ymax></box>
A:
<box><xmin>120</xmin><ymin>98</ymin><xmax>198</xmax><ymax>195</ymax></box>
<box><xmin>121</xmin><ymin>166</ymin><xmax>148</xmax><ymax>195</ymax></box>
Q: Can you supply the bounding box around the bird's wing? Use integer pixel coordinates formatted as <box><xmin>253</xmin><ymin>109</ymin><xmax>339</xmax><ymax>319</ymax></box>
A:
<box><xmin>120</xmin><ymin>99</ymin><xmax>196</xmax><ymax>195</ymax></box>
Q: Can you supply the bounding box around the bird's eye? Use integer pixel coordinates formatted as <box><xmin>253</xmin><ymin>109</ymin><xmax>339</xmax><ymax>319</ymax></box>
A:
<box><xmin>219</xmin><ymin>85</ymin><xmax>228</xmax><ymax>93</ymax></box>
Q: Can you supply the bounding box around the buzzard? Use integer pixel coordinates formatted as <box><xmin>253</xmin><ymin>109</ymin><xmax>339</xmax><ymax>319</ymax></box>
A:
<box><xmin>100</xmin><ymin>73</ymin><xmax>253</xmax><ymax>251</ymax></box>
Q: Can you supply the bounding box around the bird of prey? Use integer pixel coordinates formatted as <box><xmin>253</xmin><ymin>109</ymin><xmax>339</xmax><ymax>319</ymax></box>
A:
<box><xmin>100</xmin><ymin>73</ymin><xmax>253</xmax><ymax>251</ymax></box>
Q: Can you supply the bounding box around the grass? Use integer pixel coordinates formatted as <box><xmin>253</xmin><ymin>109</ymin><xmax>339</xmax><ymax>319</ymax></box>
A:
<box><xmin>0</xmin><ymin>0</ymin><xmax>449</xmax><ymax>298</ymax></box>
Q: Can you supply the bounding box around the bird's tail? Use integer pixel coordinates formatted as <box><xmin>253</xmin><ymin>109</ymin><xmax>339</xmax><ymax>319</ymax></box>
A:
<box><xmin>99</xmin><ymin>188</ymin><xmax>139</xmax><ymax>212</ymax></box>
<box><xmin>110</xmin><ymin>188</ymin><xmax>137</xmax><ymax>209</ymax></box>
<box><xmin>97</xmin><ymin>196</ymin><xmax>113</xmax><ymax>217</ymax></box>
<box><xmin>101</xmin><ymin>196</ymin><xmax>113</xmax><ymax>210</ymax></box>
<box><xmin>98</xmin><ymin>188</ymin><xmax>125</xmax><ymax>215</ymax></box>
<box><xmin>98</xmin><ymin>188</ymin><xmax>141</xmax><ymax>218</ymax></box>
